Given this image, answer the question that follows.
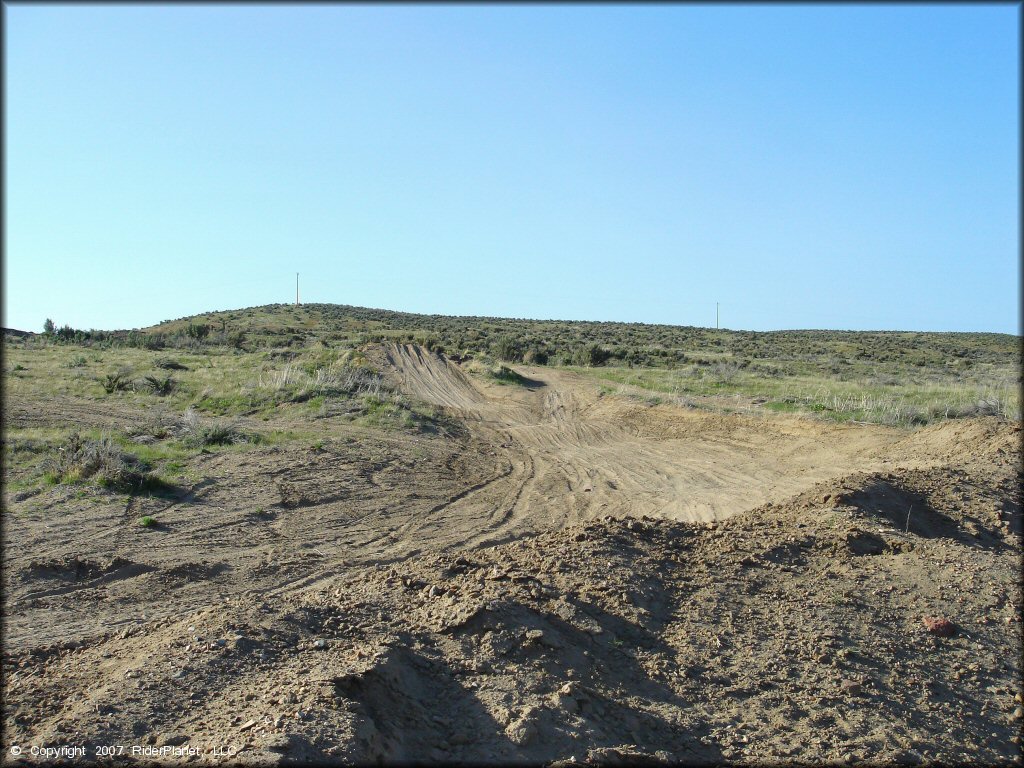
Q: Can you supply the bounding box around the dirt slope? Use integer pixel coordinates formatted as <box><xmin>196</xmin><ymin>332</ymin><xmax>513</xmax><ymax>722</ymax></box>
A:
<box><xmin>2</xmin><ymin>344</ymin><xmax>1021</xmax><ymax>766</ymax></box>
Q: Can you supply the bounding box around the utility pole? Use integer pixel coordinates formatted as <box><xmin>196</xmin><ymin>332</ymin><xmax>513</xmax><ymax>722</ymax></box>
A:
<box><xmin>716</xmin><ymin>302</ymin><xmax>719</xmax><ymax>330</ymax></box>
<box><xmin>296</xmin><ymin>273</ymin><xmax>300</xmax><ymax>306</ymax></box>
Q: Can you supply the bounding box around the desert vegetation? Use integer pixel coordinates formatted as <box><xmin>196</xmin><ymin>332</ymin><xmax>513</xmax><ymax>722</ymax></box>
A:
<box><xmin>17</xmin><ymin>303</ymin><xmax>1019</xmax><ymax>427</ymax></box>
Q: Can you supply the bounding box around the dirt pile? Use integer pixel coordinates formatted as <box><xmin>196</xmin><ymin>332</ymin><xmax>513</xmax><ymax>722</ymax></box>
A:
<box><xmin>4</xmin><ymin>458</ymin><xmax>1021</xmax><ymax>765</ymax></box>
<box><xmin>888</xmin><ymin>418</ymin><xmax>1021</xmax><ymax>468</ymax></box>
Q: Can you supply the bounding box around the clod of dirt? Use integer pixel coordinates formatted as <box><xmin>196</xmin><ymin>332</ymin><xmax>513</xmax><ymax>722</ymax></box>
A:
<box><xmin>922</xmin><ymin>616</ymin><xmax>957</xmax><ymax>637</ymax></box>
<box><xmin>845</xmin><ymin>529</ymin><xmax>892</xmax><ymax>556</ymax></box>
<box><xmin>275</xmin><ymin>478</ymin><xmax>317</xmax><ymax>508</ymax></box>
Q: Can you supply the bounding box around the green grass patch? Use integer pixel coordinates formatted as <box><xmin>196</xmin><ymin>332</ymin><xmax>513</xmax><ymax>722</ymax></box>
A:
<box><xmin>192</xmin><ymin>392</ymin><xmax>265</xmax><ymax>415</ymax></box>
<box><xmin>764</xmin><ymin>400</ymin><xmax>800</xmax><ymax>413</ymax></box>
<box><xmin>573</xmin><ymin>365</ymin><xmax>1020</xmax><ymax>427</ymax></box>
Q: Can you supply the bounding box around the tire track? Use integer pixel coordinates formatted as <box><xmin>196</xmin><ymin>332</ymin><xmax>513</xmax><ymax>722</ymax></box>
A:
<box><xmin>375</xmin><ymin>344</ymin><xmax>907</xmax><ymax>546</ymax></box>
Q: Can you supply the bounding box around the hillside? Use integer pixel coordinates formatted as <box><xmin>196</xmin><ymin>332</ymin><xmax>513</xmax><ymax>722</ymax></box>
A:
<box><xmin>25</xmin><ymin>302</ymin><xmax>1020</xmax><ymax>427</ymax></box>
<box><xmin>143</xmin><ymin>303</ymin><xmax>1019</xmax><ymax>371</ymax></box>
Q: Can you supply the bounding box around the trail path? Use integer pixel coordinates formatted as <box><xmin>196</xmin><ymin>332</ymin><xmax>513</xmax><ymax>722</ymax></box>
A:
<box><xmin>371</xmin><ymin>344</ymin><xmax>908</xmax><ymax>554</ymax></box>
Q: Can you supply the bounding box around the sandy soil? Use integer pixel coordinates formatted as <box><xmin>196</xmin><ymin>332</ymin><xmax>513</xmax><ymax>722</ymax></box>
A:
<box><xmin>2</xmin><ymin>344</ymin><xmax>1021</xmax><ymax>765</ymax></box>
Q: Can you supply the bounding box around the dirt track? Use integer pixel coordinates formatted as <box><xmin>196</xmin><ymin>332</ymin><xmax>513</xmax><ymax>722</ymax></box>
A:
<box><xmin>2</xmin><ymin>344</ymin><xmax>1021</xmax><ymax>765</ymax></box>
<box><xmin>377</xmin><ymin>344</ymin><xmax>961</xmax><ymax>544</ymax></box>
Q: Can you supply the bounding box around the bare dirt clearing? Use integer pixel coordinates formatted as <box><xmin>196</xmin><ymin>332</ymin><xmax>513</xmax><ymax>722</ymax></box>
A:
<box><xmin>3</xmin><ymin>343</ymin><xmax>1021</xmax><ymax>765</ymax></box>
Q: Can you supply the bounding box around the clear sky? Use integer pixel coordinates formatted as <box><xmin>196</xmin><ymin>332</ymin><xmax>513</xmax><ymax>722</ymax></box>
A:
<box><xmin>4</xmin><ymin>4</ymin><xmax>1020</xmax><ymax>334</ymax></box>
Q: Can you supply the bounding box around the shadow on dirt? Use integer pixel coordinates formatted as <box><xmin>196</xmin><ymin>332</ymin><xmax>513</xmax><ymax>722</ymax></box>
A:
<box><xmin>842</xmin><ymin>479</ymin><xmax>1006</xmax><ymax>551</ymax></box>
<box><xmin>25</xmin><ymin>555</ymin><xmax>142</xmax><ymax>582</ymax></box>
<box><xmin>331</xmin><ymin>641</ymin><xmax>519</xmax><ymax>764</ymax></box>
<box><xmin>445</xmin><ymin>587</ymin><xmax>721</xmax><ymax>763</ymax></box>
<box><xmin>160</xmin><ymin>561</ymin><xmax>232</xmax><ymax>583</ymax></box>
<box><xmin>516</xmin><ymin>374</ymin><xmax>547</xmax><ymax>390</ymax></box>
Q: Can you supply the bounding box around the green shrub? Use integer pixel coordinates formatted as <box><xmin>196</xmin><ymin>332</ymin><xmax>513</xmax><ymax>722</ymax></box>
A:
<box><xmin>178</xmin><ymin>408</ymin><xmax>253</xmax><ymax>447</ymax></box>
<box><xmin>523</xmin><ymin>347</ymin><xmax>549</xmax><ymax>365</ymax></box>
<box><xmin>138</xmin><ymin>516</ymin><xmax>157</xmax><ymax>528</ymax></box>
<box><xmin>101</xmin><ymin>371</ymin><xmax>131</xmax><ymax>393</ymax></box>
<box><xmin>572</xmin><ymin>344</ymin><xmax>611</xmax><ymax>367</ymax></box>
<box><xmin>41</xmin><ymin>434</ymin><xmax>154</xmax><ymax>491</ymax></box>
<box><xmin>141</xmin><ymin>374</ymin><xmax>175</xmax><ymax>396</ymax></box>
<box><xmin>186</xmin><ymin>323</ymin><xmax>210</xmax><ymax>340</ymax></box>
<box><xmin>53</xmin><ymin>324</ymin><xmax>90</xmax><ymax>343</ymax></box>
<box><xmin>199</xmin><ymin>423</ymin><xmax>241</xmax><ymax>445</ymax></box>
<box><xmin>493</xmin><ymin>335</ymin><xmax>522</xmax><ymax>362</ymax></box>
<box><xmin>127</xmin><ymin>410</ymin><xmax>177</xmax><ymax>440</ymax></box>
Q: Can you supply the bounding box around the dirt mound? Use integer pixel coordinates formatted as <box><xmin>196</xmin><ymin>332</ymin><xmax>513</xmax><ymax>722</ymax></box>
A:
<box><xmin>160</xmin><ymin>561</ymin><xmax>232</xmax><ymax>584</ymax></box>
<box><xmin>839</xmin><ymin>473</ymin><xmax>1013</xmax><ymax>546</ymax></box>
<box><xmin>377</xmin><ymin>343</ymin><xmax>485</xmax><ymax>409</ymax></box>
<box><xmin>889</xmin><ymin>416</ymin><xmax>1021</xmax><ymax>468</ymax></box>
<box><xmin>24</xmin><ymin>555</ymin><xmax>137</xmax><ymax>582</ymax></box>
<box><xmin>769</xmin><ymin>463</ymin><xmax>1021</xmax><ymax>545</ymax></box>
<box><xmin>4</xmin><ymin>476</ymin><xmax>1020</xmax><ymax>764</ymax></box>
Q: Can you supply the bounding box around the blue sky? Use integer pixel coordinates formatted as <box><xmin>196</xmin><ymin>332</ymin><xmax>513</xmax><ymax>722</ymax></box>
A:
<box><xmin>4</xmin><ymin>4</ymin><xmax>1019</xmax><ymax>333</ymax></box>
